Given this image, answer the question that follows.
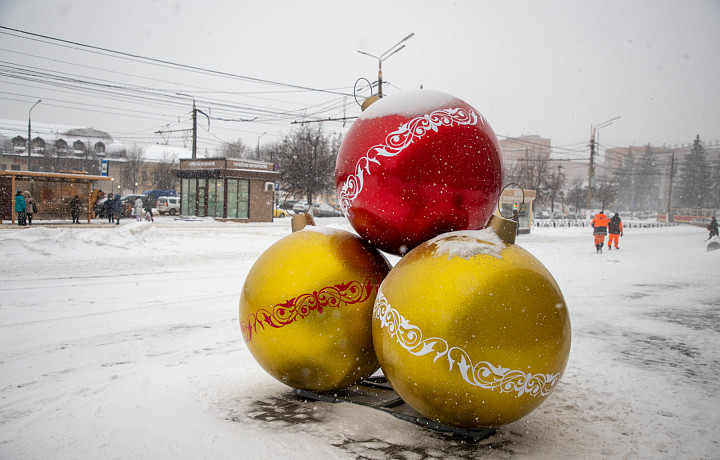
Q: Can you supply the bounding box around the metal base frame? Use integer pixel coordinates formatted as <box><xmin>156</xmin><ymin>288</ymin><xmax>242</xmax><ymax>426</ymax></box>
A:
<box><xmin>293</xmin><ymin>376</ymin><xmax>496</xmax><ymax>442</ymax></box>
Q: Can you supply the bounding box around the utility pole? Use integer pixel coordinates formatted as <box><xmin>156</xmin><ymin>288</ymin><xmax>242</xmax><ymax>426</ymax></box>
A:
<box><xmin>665</xmin><ymin>151</ymin><xmax>676</xmax><ymax>223</ymax></box>
<box><xmin>176</xmin><ymin>93</ymin><xmax>209</xmax><ymax>160</ymax></box>
<box><xmin>586</xmin><ymin>116</ymin><xmax>620</xmax><ymax>218</ymax></box>
<box><xmin>586</xmin><ymin>134</ymin><xmax>596</xmax><ymax>215</ymax></box>
<box><xmin>191</xmin><ymin>98</ymin><xmax>197</xmax><ymax>160</ymax></box>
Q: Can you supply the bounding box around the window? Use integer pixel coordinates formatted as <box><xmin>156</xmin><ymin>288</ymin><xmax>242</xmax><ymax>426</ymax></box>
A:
<box><xmin>227</xmin><ymin>180</ymin><xmax>238</xmax><ymax>218</ymax></box>
<box><xmin>182</xmin><ymin>178</ymin><xmax>197</xmax><ymax>216</ymax></box>
<box><xmin>213</xmin><ymin>179</ymin><xmax>224</xmax><ymax>217</ymax></box>
<box><xmin>226</xmin><ymin>179</ymin><xmax>249</xmax><ymax>219</ymax></box>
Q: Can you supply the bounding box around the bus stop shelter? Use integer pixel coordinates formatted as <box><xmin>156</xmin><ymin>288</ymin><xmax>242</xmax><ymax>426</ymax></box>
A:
<box><xmin>0</xmin><ymin>170</ymin><xmax>113</xmax><ymax>224</ymax></box>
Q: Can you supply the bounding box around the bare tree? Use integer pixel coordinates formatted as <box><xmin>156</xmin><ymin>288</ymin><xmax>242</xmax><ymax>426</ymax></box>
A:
<box><xmin>545</xmin><ymin>164</ymin><xmax>566</xmax><ymax>213</ymax></box>
<box><xmin>504</xmin><ymin>145</ymin><xmax>552</xmax><ymax>205</ymax></box>
<box><xmin>274</xmin><ymin>125</ymin><xmax>337</xmax><ymax>206</ymax></box>
<box><xmin>219</xmin><ymin>139</ymin><xmax>251</xmax><ymax>159</ymax></box>
<box><xmin>566</xmin><ymin>178</ymin><xmax>585</xmax><ymax>214</ymax></box>
<box><xmin>595</xmin><ymin>179</ymin><xmax>618</xmax><ymax>211</ymax></box>
<box><xmin>126</xmin><ymin>144</ymin><xmax>145</xmax><ymax>193</ymax></box>
<box><xmin>152</xmin><ymin>152</ymin><xmax>178</xmax><ymax>190</ymax></box>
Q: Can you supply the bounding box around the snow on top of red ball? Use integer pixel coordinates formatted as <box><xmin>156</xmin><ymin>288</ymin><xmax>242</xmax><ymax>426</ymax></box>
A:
<box><xmin>360</xmin><ymin>89</ymin><xmax>461</xmax><ymax>120</ymax></box>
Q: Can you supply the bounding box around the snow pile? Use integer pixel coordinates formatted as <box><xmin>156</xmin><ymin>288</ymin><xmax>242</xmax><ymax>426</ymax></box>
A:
<box><xmin>427</xmin><ymin>228</ymin><xmax>505</xmax><ymax>260</ymax></box>
<box><xmin>0</xmin><ymin>222</ymin><xmax>173</xmax><ymax>259</ymax></box>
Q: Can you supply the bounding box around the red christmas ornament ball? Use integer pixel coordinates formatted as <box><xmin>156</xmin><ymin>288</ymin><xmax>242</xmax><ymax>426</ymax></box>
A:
<box><xmin>335</xmin><ymin>89</ymin><xmax>504</xmax><ymax>256</ymax></box>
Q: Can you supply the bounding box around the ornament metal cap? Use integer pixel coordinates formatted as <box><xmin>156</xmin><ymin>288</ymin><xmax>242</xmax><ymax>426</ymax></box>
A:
<box><xmin>361</xmin><ymin>95</ymin><xmax>380</xmax><ymax>111</ymax></box>
<box><xmin>489</xmin><ymin>214</ymin><xmax>517</xmax><ymax>245</ymax></box>
<box><xmin>291</xmin><ymin>213</ymin><xmax>316</xmax><ymax>232</ymax></box>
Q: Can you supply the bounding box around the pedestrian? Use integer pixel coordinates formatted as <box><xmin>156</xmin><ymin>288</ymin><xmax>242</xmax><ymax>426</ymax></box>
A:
<box><xmin>591</xmin><ymin>210</ymin><xmax>610</xmax><ymax>253</ymax></box>
<box><xmin>143</xmin><ymin>199</ymin><xmax>154</xmax><ymax>222</ymax></box>
<box><xmin>15</xmin><ymin>190</ymin><xmax>26</xmax><ymax>226</ymax></box>
<box><xmin>608</xmin><ymin>212</ymin><xmax>623</xmax><ymax>250</ymax></box>
<box><xmin>105</xmin><ymin>195</ymin><xmax>114</xmax><ymax>223</ymax></box>
<box><xmin>708</xmin><ymin>216</ymin><xmax>719</xmax><ymax>240</ymax></box>
<box><xmin>92</xmin><ymin>190</ymin><xmax>104</xmax><ymax>219</ymax></box>
<box><xmin>112</xmin><ymin>194</ymin><xmax>123</xmax><ymax>225</ymax></box>
<box><xmin>134</xmin><ymin>196</ymin><xmax>144</xmax><ymax>222</ymax></box>
<box><xmin>24</xmin><ymin>191</ymin><xmax>36</xmax><ymax>225</ymax></box>
<box><xmin>70</xmin><ymin>195</ymin><xmax>82</xmax><ymax>224</ymax></box>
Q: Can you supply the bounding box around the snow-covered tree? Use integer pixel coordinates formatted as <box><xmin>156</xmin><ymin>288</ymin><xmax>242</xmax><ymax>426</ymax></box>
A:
<box><xmin>614</xmin><ymin>149</ymin><xmax>637</xmax><ymax>211</ymax></box>
<box><xmin>678</xmin><ymin>135</ymin><xmax>711</xmax><ymax>208</ymax></box>
<box><xmin>274</xmin><ymin>125</ymin><xmax>337</xmax><ymax>205</ymax></box>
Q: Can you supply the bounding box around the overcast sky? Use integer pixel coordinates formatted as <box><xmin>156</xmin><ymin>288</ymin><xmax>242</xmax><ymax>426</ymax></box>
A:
<box><xmin>1</xmin><ymin>0</ymin><xmax>719</xmax><ymax>160</ymax></box>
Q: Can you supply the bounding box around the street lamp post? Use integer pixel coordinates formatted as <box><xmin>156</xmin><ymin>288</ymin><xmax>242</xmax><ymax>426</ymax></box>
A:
<box><xmin>27</xmin><ymin>99</ymin><xmax>41</xmax><ymax>171</ymax></box>
<box><xmin>586</xmin><ymin>116</ymin><xmax>620</xmax><ymax>218</ymax></box>
<box><xmin>256</xmin><ymin>132</ymin><xmax>267</xmax><ymax>160</ymax></box>
<box><xmin>357</xmin><ymin>33</ymin><xmax>414</xmax><ymax>98</ymax></box>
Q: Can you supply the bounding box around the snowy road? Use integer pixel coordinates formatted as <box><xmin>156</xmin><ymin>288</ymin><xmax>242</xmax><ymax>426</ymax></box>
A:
<box><xmin>0</xmin><ymin>218</ymin><xmax>718</xmax><ymax>459</ymax></box>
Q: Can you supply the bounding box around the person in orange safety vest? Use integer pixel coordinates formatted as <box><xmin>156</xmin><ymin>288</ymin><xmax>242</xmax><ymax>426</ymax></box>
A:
<box><xmin>608</xmin><ymin>212</ymin><xmax>623</xmax><ymax>250</ymax></box>
<box><xmin>591</xmin><ymin>211</ymin><xmax>610</xmax><ymax>253</ymax></box>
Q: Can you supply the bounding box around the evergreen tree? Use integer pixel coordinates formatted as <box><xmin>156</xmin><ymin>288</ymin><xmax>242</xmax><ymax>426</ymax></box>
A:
<box><xmin>614</xmin><ymin>149</ymin><xmax>636</xmax><ymax>211</ymax></box>
<box><xmin>679</xmin><ymin>135</ymin><xmax>711</xmax><ymax>208</ymax></box>
<box><xmin>636</xmin><ymin>144</ymin><xmax>659</xmax><ymax>211</ymax></box>
<box><xmin>710</xmin><ymin>151</ymin><xmax>720</xmax><ymax>209</ymax></box>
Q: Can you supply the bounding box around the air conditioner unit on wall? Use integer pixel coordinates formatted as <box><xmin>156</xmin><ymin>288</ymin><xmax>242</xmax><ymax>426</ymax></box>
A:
<box><xmin>264</xmin><ymin>182</ymin><xmax>275</xmax><ymax>192</ymax></box>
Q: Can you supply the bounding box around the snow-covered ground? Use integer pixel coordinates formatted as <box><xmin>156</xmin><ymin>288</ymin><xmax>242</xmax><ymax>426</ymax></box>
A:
<box><xmin>0</xmin><ymin>217</ymin><xmax>718</xmax><ymax>459</ymax></box>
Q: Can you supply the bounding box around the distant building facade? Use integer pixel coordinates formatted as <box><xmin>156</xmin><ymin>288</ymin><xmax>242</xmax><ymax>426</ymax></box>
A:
<box><xmin>1</xmin><ymin>120</ymin><xmax>190</xmax><ymax>197</ymax></box>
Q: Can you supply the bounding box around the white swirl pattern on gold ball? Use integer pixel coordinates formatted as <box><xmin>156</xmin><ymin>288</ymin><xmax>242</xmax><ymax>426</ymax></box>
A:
<box><xmin>338</xmin><ymin>107</ymin><xmax>481</xmax><ymax>214</ymax></box>
<box><xmin>374</xmin><ymin>290</ymin><xmax>559</xmax><ymax>397</ymax></box>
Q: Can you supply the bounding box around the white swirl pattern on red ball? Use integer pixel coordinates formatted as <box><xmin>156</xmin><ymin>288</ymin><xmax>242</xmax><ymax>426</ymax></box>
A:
<box><xmin>338</xmin><ymin>107</ymin><xmax>482</xmax><ymax>214</ymax></box>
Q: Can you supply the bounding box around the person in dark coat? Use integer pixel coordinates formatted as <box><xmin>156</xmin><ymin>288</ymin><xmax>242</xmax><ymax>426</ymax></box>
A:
<box><xmin>112</xmin><ymin>194</ymin><xmax>123</xmax><ymax>225</ymax></box>
<box><xmin>70</xmin><ymin>195</ymin><xmax>82</xmax><ymax>224</ymax></box>
<box><xmin>105</xmin><ymin>195</ymin><xmax>114</xmax><ymax>223</ymax></box>
<box><xmin>608</xmin><ymin>212</ymin><xmax>623</xmax><ymax>250</ymax></box>
<box><xmin>709</xmin><ymin>216</ymin><xmax>719</xmax><ymax>240</ymax></box>
<box><xmin>143</xmin><ymin>199</ymin><xmax>154</xmax><ymax>222</ymax></box>
<box><xmin>15</xmin><ymin>190</ymin><xmax>26</xmax><ymax>226</ymax></box>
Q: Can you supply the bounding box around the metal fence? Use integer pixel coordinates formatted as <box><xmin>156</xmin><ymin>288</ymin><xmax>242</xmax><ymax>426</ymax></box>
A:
<box><xmin>533</xmin><ymin>219</ymin><xmax>682</xmax><ymax>229</ymax></box>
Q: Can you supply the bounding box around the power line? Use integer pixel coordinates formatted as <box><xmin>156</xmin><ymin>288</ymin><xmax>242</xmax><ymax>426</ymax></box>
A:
<box><xmin>0</xmin><ymin>26</ymin><xmax>355</xmax><ymax>97</ymax></box>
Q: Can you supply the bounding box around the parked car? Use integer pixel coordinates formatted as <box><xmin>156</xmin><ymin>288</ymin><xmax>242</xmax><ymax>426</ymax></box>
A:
<box><xmin>143</xmin><ymin>189</ymin><xmax>178</xmax><ymax>207</ymax></box>
<box><xmin>292</xmin><ymin>201</ymin><xmax>309</xmax><ymax>214</ymax></box>
<box><xmin>156</xmin><ymin>196</ymin><xmax>180</xmax><ymax>215</ymax></box>
<box><xmin>310</xmin><ymin>203</ymin><xmax>343</xmax><ymax>217</ymax></box>
<box><xmin>274</xmin><ymin>206</ymin><xmax>288</xmax><ymax>218</ymax></box>
<box><xmin>280</xmin><ymin>199</ymin><xmax>298</xmax><ymax>212</ymax></box>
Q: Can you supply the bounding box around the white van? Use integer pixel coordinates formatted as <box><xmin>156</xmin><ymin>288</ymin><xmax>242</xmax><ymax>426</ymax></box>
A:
<box><xmin>156</xmin><ymin>196</ymin><xmax>180</xmax><ymax>215</ymax></box>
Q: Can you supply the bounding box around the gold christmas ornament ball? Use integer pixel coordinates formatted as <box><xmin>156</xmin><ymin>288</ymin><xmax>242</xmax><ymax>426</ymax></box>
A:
<box><xmin>240</xmin><ymin>225</ymin><xmax>392</xmax><ymax>391</ymax></box>
<box><xmin>372</xmin><ymin>229</ymin><xmax>571</xmax><ymax>428</ymax></box>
